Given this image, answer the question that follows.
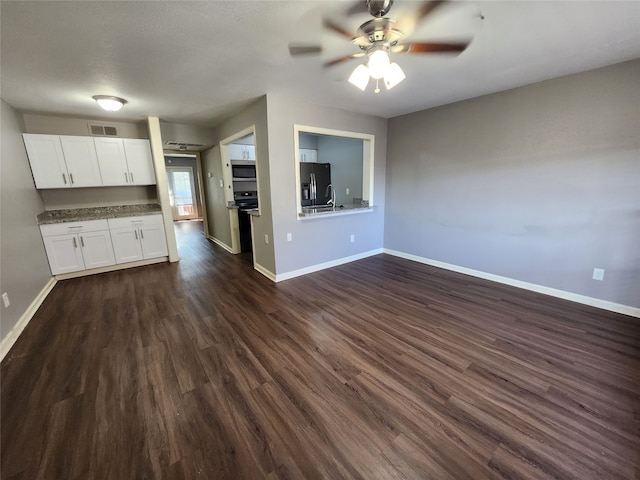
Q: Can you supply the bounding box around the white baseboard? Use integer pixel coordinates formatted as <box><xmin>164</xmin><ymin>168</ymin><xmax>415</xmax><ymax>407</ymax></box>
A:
<box><xmin>254</xmin><ymin>262</ymin><xmax>276</xmax><ymax>282</ymax></box>
<box><xmin>384</xmin><ymin>249</ymin><xmax>640</xmax><ymax>318</ymax></box>
<box><xmin>207</xmin><ymin>235</ymin><xmax>234</xmax><ymax>254</ymax></box>
<box><xmin>275</xmin><ymin>248</ymin><xmax>384</xmax><ymax>282</ymax></box>
<box><xmin>54</xmin><ymin>257</ymin><xmax>167</xmax><ymax>280</ymax></box>
<box><xmin>0</xmin><ymin>278</ymin><xmax>57</xmax><ymax>362</ymax></box>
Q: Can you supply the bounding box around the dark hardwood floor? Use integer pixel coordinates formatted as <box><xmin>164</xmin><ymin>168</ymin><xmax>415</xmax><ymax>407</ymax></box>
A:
<box><xmin>2</xmin><ymin>220</ymin><xmax>639</xmax><ymax>479</ymax></box>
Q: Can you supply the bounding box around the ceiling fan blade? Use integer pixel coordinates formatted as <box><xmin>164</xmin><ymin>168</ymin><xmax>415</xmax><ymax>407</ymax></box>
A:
<box><xmin>392</xmin><ymin>41</ymin><xmax>469</xmax><ymax>55</ymax></box>
<box><xmin>288</xmin><ymin>43</ymin><xmax>323</xmax><ymax>56</ymax></box>
<box><xmin>416</xmin><ymin>0</ymin><xmax>449</xmax><ymax>23</ymax></box>
<box><xmin>323</xmin><ymin>18</ymin><xmax>355</xmax><ymax>40</ymax></box>
<box><xmin>324</xmin><ymin>53</ymin><xmax>365</xmax><ymax>68</ymax></box>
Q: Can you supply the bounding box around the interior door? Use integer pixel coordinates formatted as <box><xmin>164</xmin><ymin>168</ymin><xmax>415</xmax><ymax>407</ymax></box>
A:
<box><xmin>166</xmin><ymin>166</ymin><xmax>198</xmax><ymax>221</ymax></box>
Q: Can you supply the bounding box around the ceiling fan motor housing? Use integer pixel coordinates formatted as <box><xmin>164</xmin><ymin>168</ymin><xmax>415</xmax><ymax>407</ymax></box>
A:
<box><xmin>366</xmin><ymin>0</ymin><xmax>394</xmax><ymax>18</ymax></box>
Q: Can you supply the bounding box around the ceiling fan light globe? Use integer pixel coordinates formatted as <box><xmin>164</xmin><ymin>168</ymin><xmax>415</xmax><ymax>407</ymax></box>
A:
<box><xmin>384</xmin><ymin>62</ymin><xmax>405</xmax><ymax>89</ymax></box>
<box><xmin>348</xmin><ymin>64</ymin><xmax>370</xmax><ymax>91</ymax></box>
<box><xmin>368</xmin><ymin>49</ymin><xmax>390</xmax><ymax>79</ymax></box>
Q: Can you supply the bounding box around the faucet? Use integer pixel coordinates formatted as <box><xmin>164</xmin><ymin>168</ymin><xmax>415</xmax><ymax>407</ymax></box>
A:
<box><xmin>325</xmin><ymin>184</ymin><xmax>336</xmax><ymax>208</ymax></box>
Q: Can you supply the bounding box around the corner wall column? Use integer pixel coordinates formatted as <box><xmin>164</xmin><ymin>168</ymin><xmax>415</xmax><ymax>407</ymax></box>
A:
<box><xmin>147</xmin><ymin>116</ymin><xmax>179</xmax><ymax>262</ymax></box>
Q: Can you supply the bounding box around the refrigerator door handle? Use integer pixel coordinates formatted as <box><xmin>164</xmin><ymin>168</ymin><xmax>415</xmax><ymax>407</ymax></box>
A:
<box><xmin>311</xmin><ymin>173</ymin><xmax>316</xmax><ymax>200</ymax></box>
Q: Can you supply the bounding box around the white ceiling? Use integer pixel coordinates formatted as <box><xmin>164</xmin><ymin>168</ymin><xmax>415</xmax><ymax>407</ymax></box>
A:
<box><xmin>2</xmin><ymin>1</ymin><xmax>639</xmax><ymax>128</ymax></box>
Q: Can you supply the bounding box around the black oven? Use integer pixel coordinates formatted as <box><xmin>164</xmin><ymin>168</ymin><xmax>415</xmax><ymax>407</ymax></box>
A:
<box><xmin>231</xmin><ymin>161</ymin><xmax>256</xmax><ymax>180</ymax></box>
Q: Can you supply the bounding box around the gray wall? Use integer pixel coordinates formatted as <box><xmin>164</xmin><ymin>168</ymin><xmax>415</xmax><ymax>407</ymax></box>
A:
<box><xmin>160</xmin><ymin>121</ymin><xmax>215</xmax><ymax>148</ymax></box>
<box><xmin>385</xmin><ymin>59</ymin><xmax>640</xmax><ymax>308</ymax></box>
<box><xmin>201</xmin><ymin>145</ymin><xmax>233</xmax><ymax>247</ymax></box>
<box><xmin>0</xmin><ymin>101</ymin><xmax>52</xmax><ymax>343</ymax></box>
<box><xmin>266</xmin><ymin>94</ymin><xmax>387</xmax><ymax>275</ymax></box>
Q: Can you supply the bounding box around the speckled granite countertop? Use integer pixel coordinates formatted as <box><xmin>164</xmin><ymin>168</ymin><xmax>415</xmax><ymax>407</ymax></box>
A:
<box><xmin>37</xmin><ymin>204</ymin><xmax>162</xmax><ymax>225</ymax></box>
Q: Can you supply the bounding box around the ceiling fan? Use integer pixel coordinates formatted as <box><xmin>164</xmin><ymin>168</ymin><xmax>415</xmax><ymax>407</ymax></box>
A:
<box><xmin>289</xmin><ymin>0</ymin><xmax>472</xmax><ymax>93</ymax></box>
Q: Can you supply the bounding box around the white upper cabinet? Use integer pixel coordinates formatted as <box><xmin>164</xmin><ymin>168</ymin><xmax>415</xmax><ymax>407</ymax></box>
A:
<box><xmin>228</xmin><ymin>143</ymin><xmax>255</xmax><ymax>161</ymax></box>
<box><xmin>24</xmin><ymin>134</ymin><xmax>155</xmax><ymax>189</ymax></box>
<box><xmin>23</xmin><ymin>134</ymin><xmax>102</xmax><ymax>188</ymax></box>
<box><xmin>124</xmin><ymin>139</ymin><xmax>156</xmax><ymax>185</ymax></box>
<box><xmin>94</xmin><ymin>137</ymin><xmax>129</xmax><ymax>185</ymax></box>
<box><xmin>23</xmin><ymin>134</ymin><xmax>68</xmax><ymax>188</ymax></box>
<box><xmin>95</xmin><ymin>138</ymin><xmax>156</xmax><ymax>186</ymax></box>
<box><xmin>299</xmin><ymin>148</ymin><xmax>318</xmax><ymax>163</ymax></box>
<box><xmin>58</xmin><ymin>136</ymin><xmax>103</xmax><ymax>187</ymax></box>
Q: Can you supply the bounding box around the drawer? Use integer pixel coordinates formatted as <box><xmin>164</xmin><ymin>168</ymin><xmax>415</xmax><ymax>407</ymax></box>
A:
<box><xmin>107</xmin><ymin>214</ymin><xmax>163</xmax><ymax>229</ymax></box>
<box><xmin>40</xmin><ymin>219</ymin><xmax>110</xmax><ymax>237</ymax></box>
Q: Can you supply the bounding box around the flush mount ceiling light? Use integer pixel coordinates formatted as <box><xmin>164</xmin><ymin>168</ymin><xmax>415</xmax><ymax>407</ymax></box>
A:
<box><xmin>92</xmin><ymin>95</ymin><xmax>127</xmax><ymax>112</ymax></box>
<box><xmin>348</xmin><ymin>45</ymin><xmax>405</xmax><ymax>93</ymax></box>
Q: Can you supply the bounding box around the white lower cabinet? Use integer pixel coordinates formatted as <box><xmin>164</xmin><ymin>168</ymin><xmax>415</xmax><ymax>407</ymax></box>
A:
<box><xmin>40</xmin><ymin>214</ymin><xmax>167</xmax><ymax>275</ymax></box>
<box><xmin>40</xmin><ymin>220</ymin><xmax>115</xmax><ymax>275</ymax></box>
<box><xmin>108</xmin><ymin>214</ymin><xmax>168</xmax><ymax>264</ymax></box>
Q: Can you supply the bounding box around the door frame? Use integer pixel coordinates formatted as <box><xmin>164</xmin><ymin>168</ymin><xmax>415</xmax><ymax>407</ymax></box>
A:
<box><xmin>163</xmin><ymin>151</ymin><xmax>208</xmax><ymax>232</ymax></box>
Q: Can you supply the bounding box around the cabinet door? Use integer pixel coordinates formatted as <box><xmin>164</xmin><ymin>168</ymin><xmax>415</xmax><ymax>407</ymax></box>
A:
<box><xmin>244</xmin><ymin>145</ymin><xmax>256</xmax><ymax>161</ymax></box>
<box><xmin>140</xmin><ymin>224</ymin><xmax>168</xmax><ymax>259</ymax></box>
<box><xmin>228</xmin><ymin>144</ymin><xmax>245</xmax><ymax>160</ymax></box>
<box><xmin>23</xmin><ymin>134</ymin><xmax>68</xmax><ymax>188</ymax></box>
<box><xmin>59</xmin><ymin>136</ymin><xmax>102</xmax><ymax>187</ymax></box>
<box><xmin>123</xmin><ymin>139</ymin><xmax>156</xmax><ymax>185</ymax></box>
<box><xmin>300</xmin><ymin>148</ymin><xmax>317</xmax><ymax>163</ymax></box>
<box><xmin>94</xmin><ymin>137</ymin><xmax>129</xmax><ymax>186</ymax></box>
<box><xmin>79</xmin><ymin>230</ymin><xmax>116</xmax><ymax>269</ymax></box>
<box><xmin>110</xmin><ymin>227</ymin><xmax>144</xmax><ymax>264</ymax></box>
<box><xmin>42</xmin><ymin>234</ymin><xmax>85</xmax><ymax>275</ymax></box>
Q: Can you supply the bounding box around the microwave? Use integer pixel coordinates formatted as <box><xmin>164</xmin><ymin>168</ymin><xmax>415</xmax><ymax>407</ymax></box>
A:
<box><xmin>231</xmin><ymin>160</ymin><xmax>256</xmax><ymax>179</ymax></box>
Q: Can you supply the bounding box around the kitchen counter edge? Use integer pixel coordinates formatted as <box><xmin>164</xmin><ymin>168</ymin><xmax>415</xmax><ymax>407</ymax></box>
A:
<box><xmin>37</xmin><ymin>204</ymin><xmax>163</xmax><ymax>225</ymax></box>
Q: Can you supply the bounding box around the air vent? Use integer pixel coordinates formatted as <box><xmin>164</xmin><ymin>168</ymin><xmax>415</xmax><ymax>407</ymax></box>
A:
<box><xmin>164</xmin><ymin>141</ymin><xmax>205</xmax><ymax>151</ymax></box>
<box><xmin>88</xmin><ymin>124</ymin><xmax>118</xmax><ymax>136</ymax></box>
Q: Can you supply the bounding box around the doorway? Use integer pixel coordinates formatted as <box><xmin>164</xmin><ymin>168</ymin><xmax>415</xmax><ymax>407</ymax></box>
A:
<box><xmin>166</xmin><ymin>166</ymin><xmax>199</xmax><ymax>221</ymax></box>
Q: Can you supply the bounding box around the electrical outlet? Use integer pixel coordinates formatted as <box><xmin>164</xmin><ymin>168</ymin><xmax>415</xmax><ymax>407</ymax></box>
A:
<box><xmin>592</xmin><ymin>268</ymin><xmax>605</xmax><ymax>281</ymax></box>
<box><xmin>350</xmin><ymin>234</ymin><xmax>355</xmax><ymax>243</ymax></box>
<box><xmin>264</xmin><ymin>234</ymin><xmax>269</xmax><ymax>245</ymax></box>
<box><xmin>2</xmin><ymin>292</ymin><xmax>10</xmax><ymax>308</ymax></box>
<box><xmin>286</xmin><ymin>233</ymin><xmax>292</xmax><ymax>242</ymax></box>
<box><xmin>346</xmin><ymin>187</ymin><xmax>350</xmax><ymax>195</ymax></box>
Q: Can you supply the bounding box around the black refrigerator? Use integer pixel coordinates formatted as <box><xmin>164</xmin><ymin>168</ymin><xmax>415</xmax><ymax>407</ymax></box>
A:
<box><xmin>300</xmin><ymin>163</ymin><xmax>331</xmax><ymax>206</ymax></box>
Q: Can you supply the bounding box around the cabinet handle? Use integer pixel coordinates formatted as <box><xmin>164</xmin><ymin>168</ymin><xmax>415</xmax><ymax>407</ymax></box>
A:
<box><xmin>69</xmin><ymin>173</ymin><xmax>74</xmax><ymax>184</ymax></box>
<box><xmin>62</xmin><ymin>173</ymin><xmax>67</xmax><ymax>185</ymax></box>
<box><xmin>140</xmin><ymin>229</ymin><xmax>144</xmax><ymax>239</ymax></box>
<box><xmin>80</xmin><ymin>236</ymin><xmax>85</xmax><ymax>247</ymax></box>
<box><xmin>73</xmin><ymin>237</ymin><xmax>77</xmax><ymax>248</ymax></box>
<box><xmin>130</xmin><ymin>172</ymin><xmax>134</xmax><ymax>183</ymax></box>
<box><xmin>134</xmin><ymin>230</ymin><xmax>138</xmax><ymax>240</ymax></box>
<box><xmin>125</xmin><ymin>172</ymin><xmax>129</xmax><ymax>183</ymax></box>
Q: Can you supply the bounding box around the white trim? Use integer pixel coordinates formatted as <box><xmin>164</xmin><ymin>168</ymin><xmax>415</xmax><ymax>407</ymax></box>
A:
<box><xmin>254</xmin><ymin>263</ymin><xmax>276</xmax><ymax>282</ymax></box>
<box><xmin>275</xmin><ymin>248</ymin><xmax>384</xmax><ymax>282</ymax></box>
<box><xmin>294</xmin><ymin>124</ymin><xmax>376</xmax><ymax>218</ymax></box>
<box><xmin>207</xmin><ymin>235</ymin><xmax>234</xmax><ymax>254</ymax></box>
<box><xmin>0</xmin><ymin>278</ymin><xmax>57</xmax><ymax>362</ymax></box>
<box><xmin>384</xmin><ymin>249</ymin><xmax>640</xmax><ymax>318</ymax></box>
<box><xmin>54</xmin><ymin>257</ymin><xmax>168</xmax><ymax>280</ymax></box>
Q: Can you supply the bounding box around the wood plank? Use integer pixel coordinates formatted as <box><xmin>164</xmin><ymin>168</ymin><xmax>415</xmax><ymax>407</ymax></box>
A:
<box><xmin>2</xmin><ymin>220</ymin><xmax>638</xmax><ymax>480</ymax></box>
